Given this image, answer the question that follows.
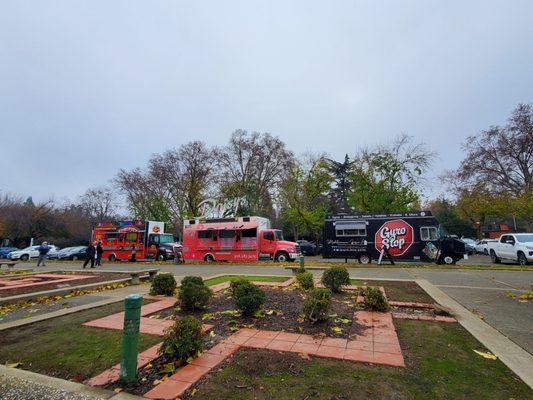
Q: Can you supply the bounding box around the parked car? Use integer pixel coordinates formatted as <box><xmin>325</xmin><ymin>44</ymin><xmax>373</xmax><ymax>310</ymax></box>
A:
<box><xmin>474</xmin><ymin>239</ymin><xmax>496</xmax><ymax>255</ymax></box>
<box><xmin>8</xmin><ymin>245</ymin><xmax>60</xmax><ymax>261</ymax></box>
<box><xmin>296</xmin><ymin>240</ymin><xmax>319</xmax><ymax>256</ymax></box>
<box><xmin>56</xmin><ymin>246</ymin><xmax>88</xmax><ymax>260</ymax></box>
<box><xmin>487</xmin><ymin>233</ymin><xmax>533</xmax><ymax>265</ymax></box>
<box><xmin>461</xmin><ymin>238</ymin><xmax>476</xmax><ymax>255</ymax></box>
<box><xmin>0</xmin><ymin>247</ymin><xmax>19</xmax><ymax>259</ymax></box>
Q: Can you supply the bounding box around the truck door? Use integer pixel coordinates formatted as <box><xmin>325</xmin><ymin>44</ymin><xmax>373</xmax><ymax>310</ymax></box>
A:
<box><xmin>499</xmin><ymin>235</ymin><xmax>513</xmax><ymax>259</ymax></box>
<box><xmin>260</xmin><ymin>230</ymin><xmax>276</xmax><ymax>257</ymax></box>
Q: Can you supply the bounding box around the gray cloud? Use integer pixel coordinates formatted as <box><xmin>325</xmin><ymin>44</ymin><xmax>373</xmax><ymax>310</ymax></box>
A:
<box><xmin>1</xmin><ymin>0</ymin><xmax>532</xmax><ymax>202</ymax></box>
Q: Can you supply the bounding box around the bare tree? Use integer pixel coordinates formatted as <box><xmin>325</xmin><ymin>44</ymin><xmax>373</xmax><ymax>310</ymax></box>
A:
<box><xmin>456</xmin><ymin>103</ymin><xmax>532</xmax><ymax>196</ymax></box>
<box><xmin>216</xmin><ymin>130</ymin><xmax>295</xmax><ymax>216</ymax></box>
<box><xmin>79</xmin><ymin>186</ymin><xmax>118</xmax><ymax>222</ymax></box>
<box><xmin>116</xmin><ymin>141</ymin><xmax>215</xmax><ymax>227</ymax></box>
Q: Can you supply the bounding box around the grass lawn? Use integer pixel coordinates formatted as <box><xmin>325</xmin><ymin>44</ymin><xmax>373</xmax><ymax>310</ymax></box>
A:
<box><xmin>350</xmin><ymin>279</ymin><xmax>434</xmax><ymax>303</ymax></box>
<box><xmin>185</xmin><ymin>320</ymin><xmax>533</xmax><ymax>400</ymax></box>
<box><xmin>203</xmin><ymin>275</ymin><xmax>290</xmax><ymax>286</ymax></box>
<box><xmin>0</xmin><ymin>302</ymin><xmax>162</xmax><ymax>381</ymax></box>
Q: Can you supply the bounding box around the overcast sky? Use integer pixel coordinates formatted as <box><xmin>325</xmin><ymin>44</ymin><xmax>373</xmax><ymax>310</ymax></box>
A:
<box><xmin>1</xmin><ymin>1</ymin><xmax>532</xmax><ymax>205</ymax></box>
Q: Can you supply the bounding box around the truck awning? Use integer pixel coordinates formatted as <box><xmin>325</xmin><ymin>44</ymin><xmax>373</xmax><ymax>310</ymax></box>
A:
<box><xmin>334</xmin><ymin>221</ymin><xmax>367</xmax><ymax>230</ymax></box>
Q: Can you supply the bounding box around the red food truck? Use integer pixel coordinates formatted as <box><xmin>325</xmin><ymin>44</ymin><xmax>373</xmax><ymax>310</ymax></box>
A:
<box><xmin>92</xmin><ymin>220</ymin><xmax>178</xmax><ymax>262</ymax></box>
<box><xmin>182</xmin><ymin>216</ymin><xmax>300</xmax><ymax>262</ymax></box>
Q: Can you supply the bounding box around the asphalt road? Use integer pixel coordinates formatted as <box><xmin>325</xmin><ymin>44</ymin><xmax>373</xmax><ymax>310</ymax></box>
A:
<box><xmin>8</xmin><ymin>258</ymin><xmax>533</xmax><ymax>355</ymax></box>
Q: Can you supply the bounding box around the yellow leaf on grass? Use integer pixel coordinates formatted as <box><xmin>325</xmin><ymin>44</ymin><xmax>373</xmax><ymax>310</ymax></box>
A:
<box><xmin>473</xmin><ymin>350</ymin><xmax>497</xmax><ymax>360</ymax></box>
<box><xmin>5</xmin><ymin>362</ymin><xmax>22</xmax><ymax>368</ymax></box>
<box><xmin>331</xmin><ymin>326</ymin><xmax>343</xmax><ymax>334</ymax></box>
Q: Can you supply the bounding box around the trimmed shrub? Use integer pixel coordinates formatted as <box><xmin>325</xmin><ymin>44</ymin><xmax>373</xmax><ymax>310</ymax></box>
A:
<box><xmin>302</xmin><ymin>288</ymin><xmax>331</xmax><ymax>323</ymax></box>
<box><xmin>178</xmin><ymin>276</ymin><xmax>213</xmax><ymax>311</ymax></box>
<box><xmin>321</xmin><ymin>266</ymin><xmax>350</xmax><ymax>293</ymax></box>
<box><xmin>232</xmin><ymin>280</ymin><xmax>266</xmax><ymax>316</ymax></box>
<box><xmin>229</xmin><ymin>277</ymin><xmax>250</xmax><ymax>297</ymax></box>
<box><xmin>160</xmin><ymin>316</ymin><xmax>203</xmax><ymax>363</ymax></box>
<box><xmin>363</xmin><ymin>287</ymin><xmax>389</xmax><ymax>311</ymax></box>
<box><xmin>180</xmin><ymin>276</ymin><xmax>204</xmax><ymax>287</ymax></box>
<box><xmin>296</xmin><ymin>271</ymin><xmax>314</xmax><ymax>290</ymax></box>
<box><xmin>150</xmin><ymin>273</ymin><xmax>177</xmax><ymax>296</ymax></box>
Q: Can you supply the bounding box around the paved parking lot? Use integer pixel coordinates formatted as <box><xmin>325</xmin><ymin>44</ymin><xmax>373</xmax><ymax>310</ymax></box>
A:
<box><xmin>9</xmin><ymin>259</ymin><xmax>533</xmax><ymax>354</ymax></box>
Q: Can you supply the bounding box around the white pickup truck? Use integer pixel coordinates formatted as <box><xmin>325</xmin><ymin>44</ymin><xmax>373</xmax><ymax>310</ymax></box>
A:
<box><xmin>487</xmin><ymin>233</ymin><xmax>533</xmax><ymax>266</ymax></box>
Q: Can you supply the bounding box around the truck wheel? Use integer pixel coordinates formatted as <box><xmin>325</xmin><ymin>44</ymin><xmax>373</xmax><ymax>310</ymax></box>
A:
<box><xmin>21</xmin><ymin>254</ymin><xmax>29</xmax><ymax>261</ymax></box>
<box><xmin>108</xmin><ymin>254</ymin><xmax>117</xmax><ymax>262</ymax></box>
<box><xmin>358</xmin><ymin>253</ymin><xmax>371</xmax><ymax>264</ymax></box>
<box><xmin>443</xmin><ymin>255</ymin><xmax>455</xmax><ymax>264</ymax></box>
<box><xmin>490</xmin><ymin>250</ymin><xmax>500</xmax><ymax>264</ymax></box>
<box><xmin>275</xmin><ymin>252</ymin><xmax>289</xmax><ymax>262</ymax></box>
<box><xmin>156</xmin><ymin>252</ymin><xmax>166</xmax><ymax>261</ymax></box>
<box><xmin>204</xmin><ymin>254</ymin><xmax>215</xmax><ymax>262</ymax></box>
<box><xmin>517</xmin><ymin>252</ymin><xmax>529</xmax><ymax>266</ymax></box>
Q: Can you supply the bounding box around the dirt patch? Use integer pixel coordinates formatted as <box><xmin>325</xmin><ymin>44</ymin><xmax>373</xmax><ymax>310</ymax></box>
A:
<box><xmin>351</xmin><ymin>280</ymin><xmax>433</xmax><ymax>303</ymax></box>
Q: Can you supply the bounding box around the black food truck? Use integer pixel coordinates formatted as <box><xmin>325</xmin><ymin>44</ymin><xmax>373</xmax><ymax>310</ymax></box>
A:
<box><xmin>322</xmin><ymin>211</ymin><xmax>467</xmax><ymax>264</ymax></box>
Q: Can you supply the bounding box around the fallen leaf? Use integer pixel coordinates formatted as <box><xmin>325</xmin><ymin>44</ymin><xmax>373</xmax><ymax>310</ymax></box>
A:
<box><xmin>473</xmin><ymin>350</ymin><xmax>497</xmax><ymax>360</ymax></box>
<box><xmin>113</xmin><ymin>388</ymin><xmax>123</xmax><ymax>394</ymax></box>
<box><xmin>5</xmin><ymin>362</ymin><xmax>22</xmax><ymax>368</ymax></box>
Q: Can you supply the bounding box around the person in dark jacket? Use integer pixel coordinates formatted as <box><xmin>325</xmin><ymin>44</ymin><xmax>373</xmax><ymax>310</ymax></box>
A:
<box><xmin>37</xmin><ymin>241</ymin><xmax>50</xmax><ymax>267</ymax></box>
<box><xmin>95</xmin><ymin>241</ymin><xmax>103</xmax><ymax>267</ymax></box>
<box><xmin>83</xmin><ymin>242</ymin><xmax>96</xmax><ymax>268</ymax></box>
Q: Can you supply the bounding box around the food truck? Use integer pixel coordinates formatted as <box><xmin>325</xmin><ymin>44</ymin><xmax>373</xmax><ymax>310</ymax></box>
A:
<box><xmin>92</xmin><ymin>220</ymin><xmax>178</xmax><ymax>262</ymax></box>
<box><xmin>322</xmin><ymin>211</ymin><xmax>467</xmax><ymax>264</ymax></box>
<box><xmin>182</xmin><ymin>216</ymin><xmax>300</xmax><ymax>262</ymax></box>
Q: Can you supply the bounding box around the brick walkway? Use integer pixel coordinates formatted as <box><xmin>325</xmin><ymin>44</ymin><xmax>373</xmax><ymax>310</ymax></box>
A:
<box><xmin>0</xmin><ymin>273</ymin><xmax>92</xmax><ymax>292</ymax></box>
<box><xmin>145</xmin><ymin>310</ymin><xmax>405</xmax><ymax>400</ymax></box>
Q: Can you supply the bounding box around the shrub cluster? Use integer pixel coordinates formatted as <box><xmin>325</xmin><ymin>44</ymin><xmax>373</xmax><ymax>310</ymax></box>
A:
<box><xmin>160</xmin><ymin>316</ymin><xmax>203</xmax><ymax>363</ymax></box>
<box><xmin>231</xmin><ymin>279</ymin><xmax>266</xmax><ymax>316</ymax></box>
<box><xmin>178</xmin><ymin>275</ymin><xmax>213</xmax><ymax>311</ymax></box>
<box><xmin>321</xmin><ymin>266</ymin><xmax>350</xmax><ymax>293</ymax></box>
<box><xmin>149</xmin><ymin>273</ymin><xmax>177</xmax><ymax>296</ymax></box>
<box><xmin>302</xmin><ymin>288</ymin><xmax>331</xmax><ymax>323</ymax></box>
<box><xmin>363</xmin><ymin>287</ymin><xmax>389</xmax><ymax>311</ymax></box>
<box><xmin>296</xmin><ymin>271</ymin><xmax>314</xmax><ymax>290</ymax></box>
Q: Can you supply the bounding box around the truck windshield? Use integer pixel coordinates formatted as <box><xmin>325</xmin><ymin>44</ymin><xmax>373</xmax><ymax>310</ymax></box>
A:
<box><xmin>159</xmin><ymin>234</ymin><xmax>175</xmax><ymax>244</ymax></box>
<box><xmin>275</xmin><ymin>231</ymin><xmax>284</xmax><ymax>241</ymax></box>
<box><xmin>515</xmin><ymin>234</ymin><xmax>533</xmax><ymax>243</ymax></box>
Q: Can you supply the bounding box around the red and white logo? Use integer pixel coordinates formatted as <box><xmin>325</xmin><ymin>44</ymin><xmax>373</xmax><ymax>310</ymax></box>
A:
<box><xmin>375</xmin><ymin>219</ymin><xmax>414</xmax><ymax>256</ymax></box>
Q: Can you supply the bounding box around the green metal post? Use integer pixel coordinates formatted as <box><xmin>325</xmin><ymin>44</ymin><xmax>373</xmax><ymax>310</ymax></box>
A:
<box><xmin>120</xmin><ymin>294</ymin><xmax>143</xmax><ymax>384</ymax></box>
<box><xmin>299</xmin><ymin>255</ymin><xmax>305</xmax><ymax>270</ymax></box>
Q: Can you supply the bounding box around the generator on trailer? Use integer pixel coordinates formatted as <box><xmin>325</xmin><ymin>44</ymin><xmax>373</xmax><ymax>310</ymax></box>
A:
<box><xmin>322</xmin><ymin>211</ymin><xmax>467</xmax><ymax>264</ymax></box>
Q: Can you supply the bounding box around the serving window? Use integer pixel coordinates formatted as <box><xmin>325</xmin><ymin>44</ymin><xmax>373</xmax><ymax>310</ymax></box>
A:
<box><xmin>420</xmin><ymin>227</ymin><xmax>438</xmax><ymax>241</ymax></box>
<box><xmin>335</xmin><ymin>221</ymin><xmax>367</xmax><ymax>237</ymax></box>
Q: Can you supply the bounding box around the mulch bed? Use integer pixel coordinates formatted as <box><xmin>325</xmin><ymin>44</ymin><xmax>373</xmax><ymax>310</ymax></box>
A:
<box><xmin>0</xmin><ymin>272</ymin><xmax>130</xmax><ymax>297</ymax></box>
<box><xmin>111</xmin><ymin>286</ymin><xmax>365</xmax><ymax>395</ymax></box>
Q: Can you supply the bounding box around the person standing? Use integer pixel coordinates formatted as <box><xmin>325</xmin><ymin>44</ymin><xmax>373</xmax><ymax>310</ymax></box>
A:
<box><xmin>129</xmin><ymin>245</ymin><xmax>137</xmax><ymax>262</ymax></box>
<box><xmin>37</xmin><ymin>241</ymin><xmax>50</xmax><ymax>267</ymax></box>
<box><xmin>95</xmin><ymin>241</ymin><xmax>103</xmax><ymax>267</ymax></box>
<box><xmin>83</xmin><ymin>242</ymin><xmax>96</xmax><ymax>268</ymax></box>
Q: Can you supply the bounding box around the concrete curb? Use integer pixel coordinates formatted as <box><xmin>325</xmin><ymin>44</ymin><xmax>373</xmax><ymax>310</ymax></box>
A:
<box><xmin>0</xmin><ymin>364</ymin><xmax>122</xmax><ymax>399</ymax></box>
<box><xmin>416</xmin><ymin>279</ymin><xmax>533</xmax><ymax>389</ymax></box>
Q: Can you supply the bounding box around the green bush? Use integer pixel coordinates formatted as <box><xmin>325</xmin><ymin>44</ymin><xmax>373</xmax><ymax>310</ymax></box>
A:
<box><xmin>321</xmin><ymin>266</ymin><xmax>350</xmax><ymax>293</ymax></box>
<box><xmin>229</xmin><ymin>277</ymin><xmax>250</xmax><ymax>297</ymax></box>
<box><xmin>363</xmin><ymin>287</ymin><xmax>389</xmax><ymax>311</ymax></box>
<box><xmin>180</xmin><ymin>276</ymin><xmax>204</xmax><ymax>287</ymax></box>
<box><xmin>296</xmin><ymin>271</ymin><xmax>314</xmax><ymax>290</ymax></box>
<box><xmin>149</xmin><ymin>273</ymin><xmax>177</xmax><ymax>296</ymax></box>
<box><xmin>178</xmin><ymin>276</ymin><xmax>213</xmax><ymax>311</ymax></box>
<box><xmin>232</xmin><ymin>280</ymin><xmax>266</xmax><ymax>316</ymax></box>
<box><xmin>302</xmin><ymin>288</ymin><xmax>331</xmax><ymax>323</ymax></box>
<box><xmin>160</xmin><ymin>316</ymin><xmax>204</xmax><ymax>363</ymax></box>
